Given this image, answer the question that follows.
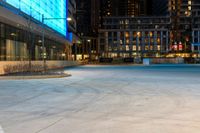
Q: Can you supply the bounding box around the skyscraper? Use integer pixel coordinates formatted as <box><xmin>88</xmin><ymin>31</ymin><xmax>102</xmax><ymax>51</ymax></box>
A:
<box><xmin>152</xmin><ymin>0</ymin><xmax>169</xmax><ymax>16</ymax></box>
<box><xmin>139</xmin><ymin>0</ymin><xmax>147</xmax><ymax>16</ymax></box>
<box><xmin>75</xmin><ymin>0</ymin><xmax>99</xmax><ymax>61</ymax></box>
<box><xmin>76</xmin><ymin>0</ymin><xmax>91</xmax><ymax>36</ymax></box>
<box><xmin>91</xmin><ymin>0</ymin><xmax>100</xmax><ymax>35</ymax></box>
<box><xmin>119</xmin><ymin>0</ymin><xmax>141</xmax><ymax>16</ymax></box>
<box><xmin>98</xmin><ymin>0</ymin><xmax>200</xmax><ymax>59</ymax></box>
<box><xmin>100</xmin><ymin>0</ymin><xmax>141</xmax><ymax>17</ymax></box>
<box><xmin>100</xmin><ymin>0</ymin><xmax>112</xmax><ymax>17</ymax></box>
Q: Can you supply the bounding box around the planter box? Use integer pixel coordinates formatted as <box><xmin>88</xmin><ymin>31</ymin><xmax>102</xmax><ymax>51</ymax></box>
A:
<box><xmin>0</xmin><ymin>61</ymin><xmax>80</xmax><ymax>75</ymax></box>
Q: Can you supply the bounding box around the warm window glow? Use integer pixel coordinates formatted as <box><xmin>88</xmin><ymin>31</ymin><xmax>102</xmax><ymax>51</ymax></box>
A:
<box><xmin>188</xmin><ymin>1</ymin><xmax>191</xmax><ymax>5</ymax></box>
<box><xmin>137</xmin><ymin>32</ymin><xmax>141</xmax><ymax>37</ymax></box>
<box><xmin>149</xmin><ymin>32</ymin><xmax>153</xmax><ymax>37</ymax></box>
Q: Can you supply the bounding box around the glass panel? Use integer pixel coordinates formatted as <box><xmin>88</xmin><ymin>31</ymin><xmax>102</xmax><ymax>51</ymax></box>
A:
<box><xmin>5</xmin><ymin>0</ymin><xmax>67</xmax><ymax>36</ymax></box>
<box><xmin>0</xmin><ymin>24</ymin><xmax>5</xmax><ymax>38</ymax></box>
<box><xmin>0</xmin><ymin>39</ymin><xmax>5</xmax><ymax>60</ymax></box>
<box><xmin>6</xmin><ymin>39</ymin><xmax>15</xmax><ymax>61</ymax></box>
<box><xmin>5</xmin><ymin>40</ymin><xmax>28</xmax><ymax>61</ymax></box>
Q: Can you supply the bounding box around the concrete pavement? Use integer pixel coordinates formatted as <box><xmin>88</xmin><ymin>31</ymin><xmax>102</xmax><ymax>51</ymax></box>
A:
<box><xmin>0</xmin><ymin>125</ymin><xmax>4</xmax><ymax>133</ymax></box>
<box><xmin>0</xmin><ymin>65</ymin><xmax>200</xmax><ymax>133</ymax></box>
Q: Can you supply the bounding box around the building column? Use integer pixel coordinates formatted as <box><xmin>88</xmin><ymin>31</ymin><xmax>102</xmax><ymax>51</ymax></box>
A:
<box><xmin>97</xmin><ymin>35</ymin><xmax>100</xmax><ymax>59</ymax></box>
<box><xmin>148</xmin><ymin>32</ymin><xmax>150</xmax><ymax>51</ymax></box>
<box><xmin>142</xmin><ymin>31</ymin><xmax>145</xmax><ymax>53</ymax></box>
<box><xmin>136</xmin><ymin>35</ymin><xmax>139</xmax><ymax>57</ymax></box>
<box><xmin>74</xmin><ymin>43</ymin><xmax>77</xmax><ymax>61</ymax></box>
<box><xmin>192</xmin><ymin>31</ymin><xmax>195</xmax><ymax>43</ymax></box>
<box><xmin>166</xmin><ymin>31</ymin><xmax>169</xmax><ymax>52</ymax></box>
<box><xmin>191</xmin><ymin>31</ymin><xmax>194</xmax><ymax>53</ymax></box>
<box><xmin>106</xmin><ymin>32</ymin><xmax>108</xmax><ymax>57</ymax></box>
<box><xmin>82</xmin><ymin>42</ymin><xmax>85</xmax><ymax>60</ymax></box>
<box><xmin>117</xmin><ymin>32</ymin><xmax>120</xmax><ymax>57</ymax></box>
<box><xmin>89</xmin><ymin>39</ymin><xmax>92</xmax><ymax>62</ymax></box>
<box><xmin>111</xmin><ymin>32</ymin><xmax>114</xmax><ymax>58</ymax></box>
<box><xmin>154</xmin><ymin>31</ymin><xmax>157</xmax><ymax>52</ymax></box>
<box><xmin>130</xmin><ymin>31</ymin><xmax>133</xmax><ymax>57</ymax></box>
<box><xmin>160</xmin><ymin>31</ymin><xmax>163</xmax><ymax>53</ymax></box>
<box><xmin>198</xmin><ymin>31</ymin><xmax>200</xmax><ymax>43</ymax></box>
<box><xmin>123</xmin><ymin>31</ymin><xmax>126</xmax><ymax>58</ymax></box>
<box><xmin>0</xmin><ymin>39</ymin><xmax>6</xmax><ymax>61</ymax></box>
<box><xmin>141</xmin><ymin>31</ymin><xmax>145</xmax><ymax>57</ymax></box>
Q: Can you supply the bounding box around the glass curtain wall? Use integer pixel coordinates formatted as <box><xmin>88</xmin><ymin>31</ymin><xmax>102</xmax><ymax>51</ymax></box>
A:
<box><xmin>0</xmin><ymin>22</ymin><xmax>66</xmax><ymax>61</ymax></box>
<box><xmin>5</xmin><ymin>0</ymin><xmax>67</xmax><ymax>36</ymax></box>
<box><xmin>6</xmin><ymin>40</ymin><xmax>28</xmax><ymax>61</ymax></box>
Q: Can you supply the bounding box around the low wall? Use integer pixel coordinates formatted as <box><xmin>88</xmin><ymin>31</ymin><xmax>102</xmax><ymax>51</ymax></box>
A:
<box><xmin>147</xmin><ymin>58</ymin><xmax>184</xmax><ymax>64</ymax></box>
<box><xmin>0</xmin><ymin>60</ymin><xmax>81</xmax><ymax>75</ymax></box>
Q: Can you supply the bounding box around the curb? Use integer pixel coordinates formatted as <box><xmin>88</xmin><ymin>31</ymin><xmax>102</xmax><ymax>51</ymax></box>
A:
<box><xmin>0</xmin><ymin>73</ymin><xmax>71</xmax><ymax>80</ymax></box>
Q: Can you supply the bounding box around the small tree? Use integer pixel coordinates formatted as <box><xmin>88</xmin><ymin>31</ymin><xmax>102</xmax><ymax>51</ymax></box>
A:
<box><xmin>26</xmin><ymin>7</ymin><xmax>36</xmax><ymax>72</ymax></box>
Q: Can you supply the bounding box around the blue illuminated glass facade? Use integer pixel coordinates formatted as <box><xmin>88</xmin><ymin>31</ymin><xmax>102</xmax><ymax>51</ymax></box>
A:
<box><xmin>5</xmin><ymin>0</ymin><xmax>68</xmax><ymax>36</ymax></box>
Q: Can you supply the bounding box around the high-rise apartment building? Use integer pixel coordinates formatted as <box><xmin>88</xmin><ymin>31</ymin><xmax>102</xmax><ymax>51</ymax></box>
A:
<box><xmin>168</xmin><ymin>0</ymin><xmax>200</xmax><ymax>50</ymax></box>
<box><xmin>118</xmin><ymin>0</ymin><xmax>140</xmax><ymax>16</ymax></box>
<box><xmin>100</xmin><ymin>0</ymin><xmax>141</xmax><ymax>17</ymax></box>
<box><xmin>98</xmin><ymin>0</ymin><xmax>200</xmax><ymax>60</ymax></box>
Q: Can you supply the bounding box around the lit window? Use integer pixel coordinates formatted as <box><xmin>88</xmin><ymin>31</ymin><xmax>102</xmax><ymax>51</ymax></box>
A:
<box><xmin>188</xmin><ymin>1</ymin><xmax>191</xmax><ymax>5</ymax></box>
<box><xmin>137</xmin><ymin>32</ymin><xmax>141</xmax><ymax>37</ymax></box>
<box><xmin>133</xmin><ymin>45</ymin><xmax>136</xmax><ymax>51</ymax></box>
<box><xmin>125</xmin><ymin>32</ymin><xmax>129</xmax><ymax>38</ymax></box>
<box><xmin>188</xmin><ymin>6</ymin><xmax>191</xmax><ymax>10</ymax></box>
<box><xmin>126</xmin><ymin>45</ymin><xmax>129</xmax><ymax>51</ymax></box>
<box><xmin>149</xmin><ymin>32</ymin><xmax>153</xmax><ymax>37</ymax></box>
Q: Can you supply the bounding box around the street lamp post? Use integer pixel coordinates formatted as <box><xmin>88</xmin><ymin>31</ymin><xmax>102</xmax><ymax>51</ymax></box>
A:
<box><xmin>42</xmin><ymin>15</ymin><xmax>46</xmax><ymax>72</ymax></box>
<box><xmin>87</xmin><ymin>39</ymin><xmax>91</xmax><ymax>62</ymax></box>
<box><xmin>41</xmin><ymin>15</ymin><xmax>72</xmax><ymax>72</ymax></box>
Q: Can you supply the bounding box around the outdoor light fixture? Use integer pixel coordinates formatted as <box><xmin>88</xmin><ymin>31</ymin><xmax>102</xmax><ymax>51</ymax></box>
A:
<box><xmin>62</xmin><ymin>53</ymin><xmax>66</xmax><ymax>57</ymax></box>
<box><xmin>137</xmin><ymin>32</ymin><xmax>141</xmax><ymax>37</ymax></box>
<box><xmin>77</xmin><ymin>40</ymin><xmax>81</xmax><ymax>44</ymax></box>
<box><xmin>62</xmin><ymin>53</ymin><xmax>66</xmax><ymax>60</ymax></box>
<box><xmin>10</xmin><ymin>33</ymin><xmax>16</xmax><ymax>36</ymax></box>
<box><xmin>87</xmin><ymin>39</ymin><xmax>91</xmax><ymax>42</ymax></box>
<box><xmin>67</xmin><ymin>17</ymin><xmax>72</xmax><ymax>21</ymax></box>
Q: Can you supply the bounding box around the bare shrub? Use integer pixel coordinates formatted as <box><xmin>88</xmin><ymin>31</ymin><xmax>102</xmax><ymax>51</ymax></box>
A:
<box><xmin>3</xmin><ymin>62</ymin><xmax>49</xmax><ymax>75</ymax></box>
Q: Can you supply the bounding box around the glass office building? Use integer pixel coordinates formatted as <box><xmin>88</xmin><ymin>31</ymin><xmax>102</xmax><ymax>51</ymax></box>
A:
<box><xmin>0</xmin><ymin>0</ymin><xmax>71</xmax><ymax>61</ymax></box>
<box><xmin>5</xmin><ymin>0</ymin><xmax>67</xmax><ymax>36</ymax></box>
